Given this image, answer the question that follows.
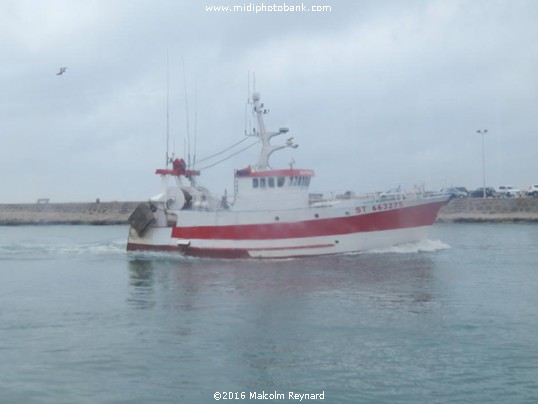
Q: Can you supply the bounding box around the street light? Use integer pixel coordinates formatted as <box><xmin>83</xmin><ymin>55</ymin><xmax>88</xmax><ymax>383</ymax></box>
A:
<box><xmin>477</xmin><ymin>129</ymin><xmax>488</xmax><ymax>198</ymax></box>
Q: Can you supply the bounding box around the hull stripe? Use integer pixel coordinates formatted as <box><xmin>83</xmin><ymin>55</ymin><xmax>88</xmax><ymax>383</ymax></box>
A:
<box><xmin>127</xmin><ymin>242</ymin><xmax>335</xmax><ymax>258</ymax></box>
<box><xmin>126</xmin><ymin>242</ymin><xmax>334</xmax><ymax>253</ymax></box>
<box><xmin>248</xmin><ymin>243</ymin><xmax>334</xmax><ymax>251</ymax></box>
<box><xmin>171</xmin><ymin>201</ymin><xmax>445</xmax><ymax>241</ymax></box>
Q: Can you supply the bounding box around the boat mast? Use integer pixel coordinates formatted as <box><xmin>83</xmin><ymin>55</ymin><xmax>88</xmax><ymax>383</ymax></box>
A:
<box><xmin>252</xmin><ymin>92</ymin><xmax>297</xmax><ymax>170</ymax></box>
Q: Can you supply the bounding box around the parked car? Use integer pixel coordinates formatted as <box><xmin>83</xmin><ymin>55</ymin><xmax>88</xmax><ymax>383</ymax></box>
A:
<box><xmin>496</xmin><ymin>185</ymin><xmax>521</xmax><ymax>197</ymax></box>
<box><xmin>439</xmin><ymin>187</ymin><xmax>468</xmax><ymax>198</ymax></box>
<box><xmin>526</xmin><ymin>184</ymin><xmax>538</xmax><ymax>197</ymax></box>
<box><xmin>470</xmin><ymin>187</ymin><xmax>497</xmax><ymax>198</ymax></box>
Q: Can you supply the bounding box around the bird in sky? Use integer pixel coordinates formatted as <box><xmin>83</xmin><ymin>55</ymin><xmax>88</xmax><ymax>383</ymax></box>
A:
<box><xmin>56</xmin><ymin>67</ymin><xmax>67</xmax><ymax>75</ymax></box>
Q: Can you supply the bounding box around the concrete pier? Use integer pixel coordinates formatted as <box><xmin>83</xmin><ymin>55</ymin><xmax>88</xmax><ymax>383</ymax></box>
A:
<box><xmin>0</xmin><ymin>201</ymin><xmax>140</xmax><ymax>225</ymax></box>
<box><xmin>1</xmin><ymin>198</ymin><xmax>538</xmax><ymax>225</ymax></box>
<box><xmin>437</xmin><ymin>197</ymin><xmax>538</xmax><ymax>222</ymax></box>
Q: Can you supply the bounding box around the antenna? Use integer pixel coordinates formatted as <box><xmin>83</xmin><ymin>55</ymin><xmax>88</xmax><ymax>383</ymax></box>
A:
<box><xmin>182</xmin><ymin>59</ymin><xmax>191</xmax><ymax>168</ymax></box>
<box><xmin>193</xmin><ymin>80</ymin><xmax>198</xmax><ymax>170</ymax></box>
<box><xmin>166</xmin><ymin>50</ymin><xmax>170</xmax><ymax>168</ymax></box>
<box><xmin>289</xmin><ymin>158</ymin><xmax>295</xmax><ymax>169</ymax></box>
<box><xmin>245</xmin><ymin>71</ymin><xmax>250</xmax><ymax>136</ymax></box>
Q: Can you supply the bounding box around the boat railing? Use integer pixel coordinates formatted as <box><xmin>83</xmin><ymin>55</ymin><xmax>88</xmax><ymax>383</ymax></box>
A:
<box><xmin>309</xmin><ymin>191</ymin><xmax>377</xmax><ymax>207</ymax></box>
<box><xmin>309</xmin><ymin>188</ymin><xmax>439</xmax><ymax>207</ymax></box>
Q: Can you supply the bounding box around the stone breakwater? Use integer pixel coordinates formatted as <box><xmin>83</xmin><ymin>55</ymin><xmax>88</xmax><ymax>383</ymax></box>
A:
<box><xmin>437</xmin><ymin>197</ymin><xmax>538</xmax><ymax>222</ymax></box>
<box><xmin>1</xmin><ymin>199</ymin><xmax>538</xmax><ymax>225</ymax></box>
<box><xmin>0</xmin><ymin>202</ymin><xmax>141</xmax><ymax>225</ymax></box>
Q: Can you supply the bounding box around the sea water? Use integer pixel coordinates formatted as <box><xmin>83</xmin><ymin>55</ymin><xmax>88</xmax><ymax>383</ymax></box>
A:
<box><xmin>0</xmin><ymin>224</ymin><xmax>537</xmax><ymax>403</ymax></box>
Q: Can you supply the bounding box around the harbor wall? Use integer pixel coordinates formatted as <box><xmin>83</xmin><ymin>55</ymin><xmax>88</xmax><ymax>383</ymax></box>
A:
<box><xmin>0</xmin><ymin>202</ymin><xmax>140</xmax><ymax>225</ymax></box>
<box><xmin>437</xmin><ymin>197</ymin><xmax>538</xmax><ymax>222</ymax></box>
<box><xmin>1</xmin><ymin>198</ymin><xmax>538</xmax><ymax>225</ymax></box>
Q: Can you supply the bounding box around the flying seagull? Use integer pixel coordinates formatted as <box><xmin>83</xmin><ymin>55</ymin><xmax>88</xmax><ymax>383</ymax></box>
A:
<box><xmin>56</xmin><ymin>67</ymin><xmax>67</xmax><ymax>75</ymax></box>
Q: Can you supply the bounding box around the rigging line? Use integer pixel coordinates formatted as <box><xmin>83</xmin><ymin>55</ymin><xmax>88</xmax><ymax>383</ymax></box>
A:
<box><xmin>196</xmin><ymin>136</ymin><xmax>251</xmax><ymax>164</ymax></box>
<box><xmin>198</xmin><ymin>141</ymin><xmax>259</xmax><ymax>171</ymax></box>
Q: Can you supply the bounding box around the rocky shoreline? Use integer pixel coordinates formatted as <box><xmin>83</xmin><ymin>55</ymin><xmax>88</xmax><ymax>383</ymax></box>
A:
<box><xmin>1</xmin><ymin>198</ymin><xmax>538</xmax><ymax>225</ymax></box>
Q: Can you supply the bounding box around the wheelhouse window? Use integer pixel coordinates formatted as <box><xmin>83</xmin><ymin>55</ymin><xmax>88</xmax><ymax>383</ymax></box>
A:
<box><xmin>287</xmin><ymin>176</ymin><xmax>311</xmax><ymax>187</ymax></box>
<box><xmin>289</xmin><ymin>176</ymin><xmax>298</xmax><ymax>186</ymax></box>
<box><xmin>253</xmin><ymin>177</ymin><xmax>283</xmax><ymax>189</ymax></box>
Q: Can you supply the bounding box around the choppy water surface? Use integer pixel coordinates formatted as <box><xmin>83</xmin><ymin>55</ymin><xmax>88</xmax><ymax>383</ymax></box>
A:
<box><xmin>1</xmin><ymin>224</ymin><xmax>537</xmax><ymax>403</ymax></box>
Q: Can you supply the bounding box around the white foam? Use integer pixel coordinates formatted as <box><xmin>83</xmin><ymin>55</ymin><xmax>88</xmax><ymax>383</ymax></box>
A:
<box><xmin>368</xmin><ymin>238</ymin><xmax>451</xmax><ymax>254</ymax></box>
<box><xmin>0</xmin><ymin>240</ymin><xmax>126</xmax><ymax>257</ymax></box>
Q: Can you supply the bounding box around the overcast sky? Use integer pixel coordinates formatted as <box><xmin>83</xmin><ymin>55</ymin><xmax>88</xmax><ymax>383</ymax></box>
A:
<box><xmin>1</xmin><ymin>0</ymin><xmax>537</xmax><ymax>203</ymax></box>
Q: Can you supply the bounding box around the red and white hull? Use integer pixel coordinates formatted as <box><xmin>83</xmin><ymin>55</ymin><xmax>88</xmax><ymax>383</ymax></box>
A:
<box><xmin>127</xmin><ymin>91</ymin><xmax>450</xmax><ymax>259</ymax></box>
<box><xmin>127</xmin><ymin>198</ymin><xmax>448</xmax><ymax>259</ymax></box>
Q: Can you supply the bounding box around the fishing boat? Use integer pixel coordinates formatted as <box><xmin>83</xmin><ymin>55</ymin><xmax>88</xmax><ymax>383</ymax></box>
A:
<box><xmin>127</xmin><ymin>92</ymin><xmax>450</xmax><ymax>258</ymax></box>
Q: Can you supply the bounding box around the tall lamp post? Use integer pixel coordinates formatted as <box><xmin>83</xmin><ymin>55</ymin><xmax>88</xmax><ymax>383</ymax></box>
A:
<box><xmin>477</xmin><ymin>129</ymin><xmax>488</xmax><ymax>198</ymax></box>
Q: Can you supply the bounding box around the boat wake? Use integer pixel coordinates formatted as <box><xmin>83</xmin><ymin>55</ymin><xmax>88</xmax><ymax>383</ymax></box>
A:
<box><xmin>368</xmin><ymin>238</ymin><xmax>451</xmax><ymax>254</ymax></box>
<box><xmin>0</xmin><ymin>240</ymin><xmax>126</xmax><ymax>258</ymax></box>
